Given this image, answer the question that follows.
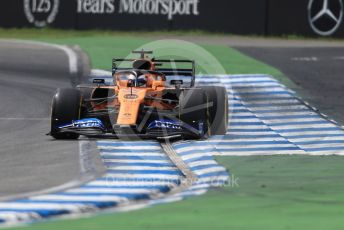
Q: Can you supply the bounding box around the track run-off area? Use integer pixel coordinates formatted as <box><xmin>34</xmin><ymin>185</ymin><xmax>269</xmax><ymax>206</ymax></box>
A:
<box><xmin>1</xmin><ymin>41</ymin><xmax>344</xmax><ymax>226</ymax></box>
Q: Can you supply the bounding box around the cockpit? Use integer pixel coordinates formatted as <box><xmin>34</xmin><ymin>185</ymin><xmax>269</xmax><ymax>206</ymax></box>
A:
<box><xmin>114</xmin><ymin>70</ymin><xmax>166</xmax><ymax>89</ymax></box>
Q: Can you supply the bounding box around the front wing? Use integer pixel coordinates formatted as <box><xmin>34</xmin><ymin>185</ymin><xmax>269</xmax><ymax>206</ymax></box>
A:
<box><xmin>52</xmin><ymin>118</ymin><xmax>206</xmax><ymax>140</ymax></box>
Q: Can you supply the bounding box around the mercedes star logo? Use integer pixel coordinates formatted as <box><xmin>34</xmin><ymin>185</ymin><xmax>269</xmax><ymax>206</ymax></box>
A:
<box><xmin>308</xmin><ymin>0</ymin><xmax>343</xmax><ymax>36</ymax></box>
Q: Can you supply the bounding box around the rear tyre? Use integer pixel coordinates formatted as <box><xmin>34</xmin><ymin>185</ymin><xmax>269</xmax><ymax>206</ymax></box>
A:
<box><xmin>200</xmin><ymin>86</ymin><xmax>228</xmax><ymax>135</ymax></box>
<box><xmin>51</xmin><ymin>88</ymin><xmax>81</xmax><ymax>140</ymax></box>
<box><xmin>179</xmin><ymin>88</ymin><xmax>209</xmax><ymax>139</ymax></box>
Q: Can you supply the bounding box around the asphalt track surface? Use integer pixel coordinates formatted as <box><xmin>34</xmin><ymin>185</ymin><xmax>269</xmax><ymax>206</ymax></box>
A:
<box><xmin>236</xmin><ymin>46</ymin><xmax>344</xmax><ymax>125</ymax></box>
<box><xmin>0</xmin><ymin>41</ymin><xmax>90</xmax><ymax>197</ymax></box>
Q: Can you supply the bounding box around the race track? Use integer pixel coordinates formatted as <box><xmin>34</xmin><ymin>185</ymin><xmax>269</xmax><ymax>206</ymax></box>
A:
<box><xmin>1</xmin><ymin>40</ymin><xmax>344</xmax><ymax>226</ymax></box>
<box><xmin>0</xmin><ymin>41</ymin><xmax>90</xmax><ymax>197</ymax></box>
<box><xmin>2</xmin><ymin>71</ymin><xmax>344</xmax><ymax>224</ymax></box>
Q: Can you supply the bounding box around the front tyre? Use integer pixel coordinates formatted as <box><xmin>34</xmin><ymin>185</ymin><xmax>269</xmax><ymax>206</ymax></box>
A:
<box><xmin>200</xmin><ymin>86</ymin><xmax>228</xmax><ymax>136</ymax></box>
<box><xmin>50</xmin><ymin>88</ymin><xmax>81</xmax><ymax>140</ymax></box>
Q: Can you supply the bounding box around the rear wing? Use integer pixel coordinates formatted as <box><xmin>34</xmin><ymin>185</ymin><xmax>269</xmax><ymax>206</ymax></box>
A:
<box><xmin>112</xmin><ymin>58</ymin><xmax>196</xmax><ymax>87</ymax></box>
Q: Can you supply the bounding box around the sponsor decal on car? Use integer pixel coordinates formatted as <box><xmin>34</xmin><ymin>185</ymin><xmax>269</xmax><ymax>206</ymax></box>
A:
<box><xmin>148</xmin><ymin>120</ymin><xmax>182</xmax><ymax>130</ymax></box>
<box><xmin>124</xmin><ymin>94</ymin><xmax>139</xmax><ymax>99</ymax></box>
<box><xmin>58</xmin><ymin>118</ymin><xmax>105</xmax><ymax>130</ymax></box>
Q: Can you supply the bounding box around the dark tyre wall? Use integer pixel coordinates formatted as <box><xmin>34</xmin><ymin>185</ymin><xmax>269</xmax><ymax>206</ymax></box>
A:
<box><xmin>172</xmin><ymin>0</ymin><xmax>267</xmax><ymax>34</ymax></box>
<box><xmin>1</xmin><ymin>0</ymin><xmax>344</xmax><ymax>37</ymax></box>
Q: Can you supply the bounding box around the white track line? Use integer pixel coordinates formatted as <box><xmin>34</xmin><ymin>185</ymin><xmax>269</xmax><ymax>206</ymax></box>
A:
<box><xmin>1</xmin><ymin>39</ymin><xmax>78</xmax><ymax>74</ymax></box>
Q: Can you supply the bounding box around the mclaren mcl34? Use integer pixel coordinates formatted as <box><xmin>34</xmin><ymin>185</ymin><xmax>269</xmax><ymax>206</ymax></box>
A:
<box><xmin>49</xmin><ymin>50</ymin><xmax>228</xmax><ymax>140</ymax></box>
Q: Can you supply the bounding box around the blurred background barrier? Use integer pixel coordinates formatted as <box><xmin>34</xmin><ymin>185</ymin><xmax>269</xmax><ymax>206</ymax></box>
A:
<box><xmin>0</xmin><ymin>0</ymin><xmax>343</xmax><ymax>37</ymax></box>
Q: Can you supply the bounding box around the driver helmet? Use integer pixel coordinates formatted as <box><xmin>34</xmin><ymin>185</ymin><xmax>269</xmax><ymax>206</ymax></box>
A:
<box><xmin>137</xmin><ymin>74</ymin><xmax>147</xmax><ymax>86</ymax></box>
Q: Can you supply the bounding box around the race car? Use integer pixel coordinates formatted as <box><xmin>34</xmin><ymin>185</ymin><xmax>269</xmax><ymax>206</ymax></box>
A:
<box><xmin>49</xmin><ymin>50</ymin><xmax>228</xmax><ymax>140</ymax></box>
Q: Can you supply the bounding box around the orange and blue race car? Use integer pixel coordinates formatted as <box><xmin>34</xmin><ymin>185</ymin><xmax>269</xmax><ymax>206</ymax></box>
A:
<box><xmin>49</xmin><ymin>50</ymin><xmax>228</xmax><ymax>140</ymax></box>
